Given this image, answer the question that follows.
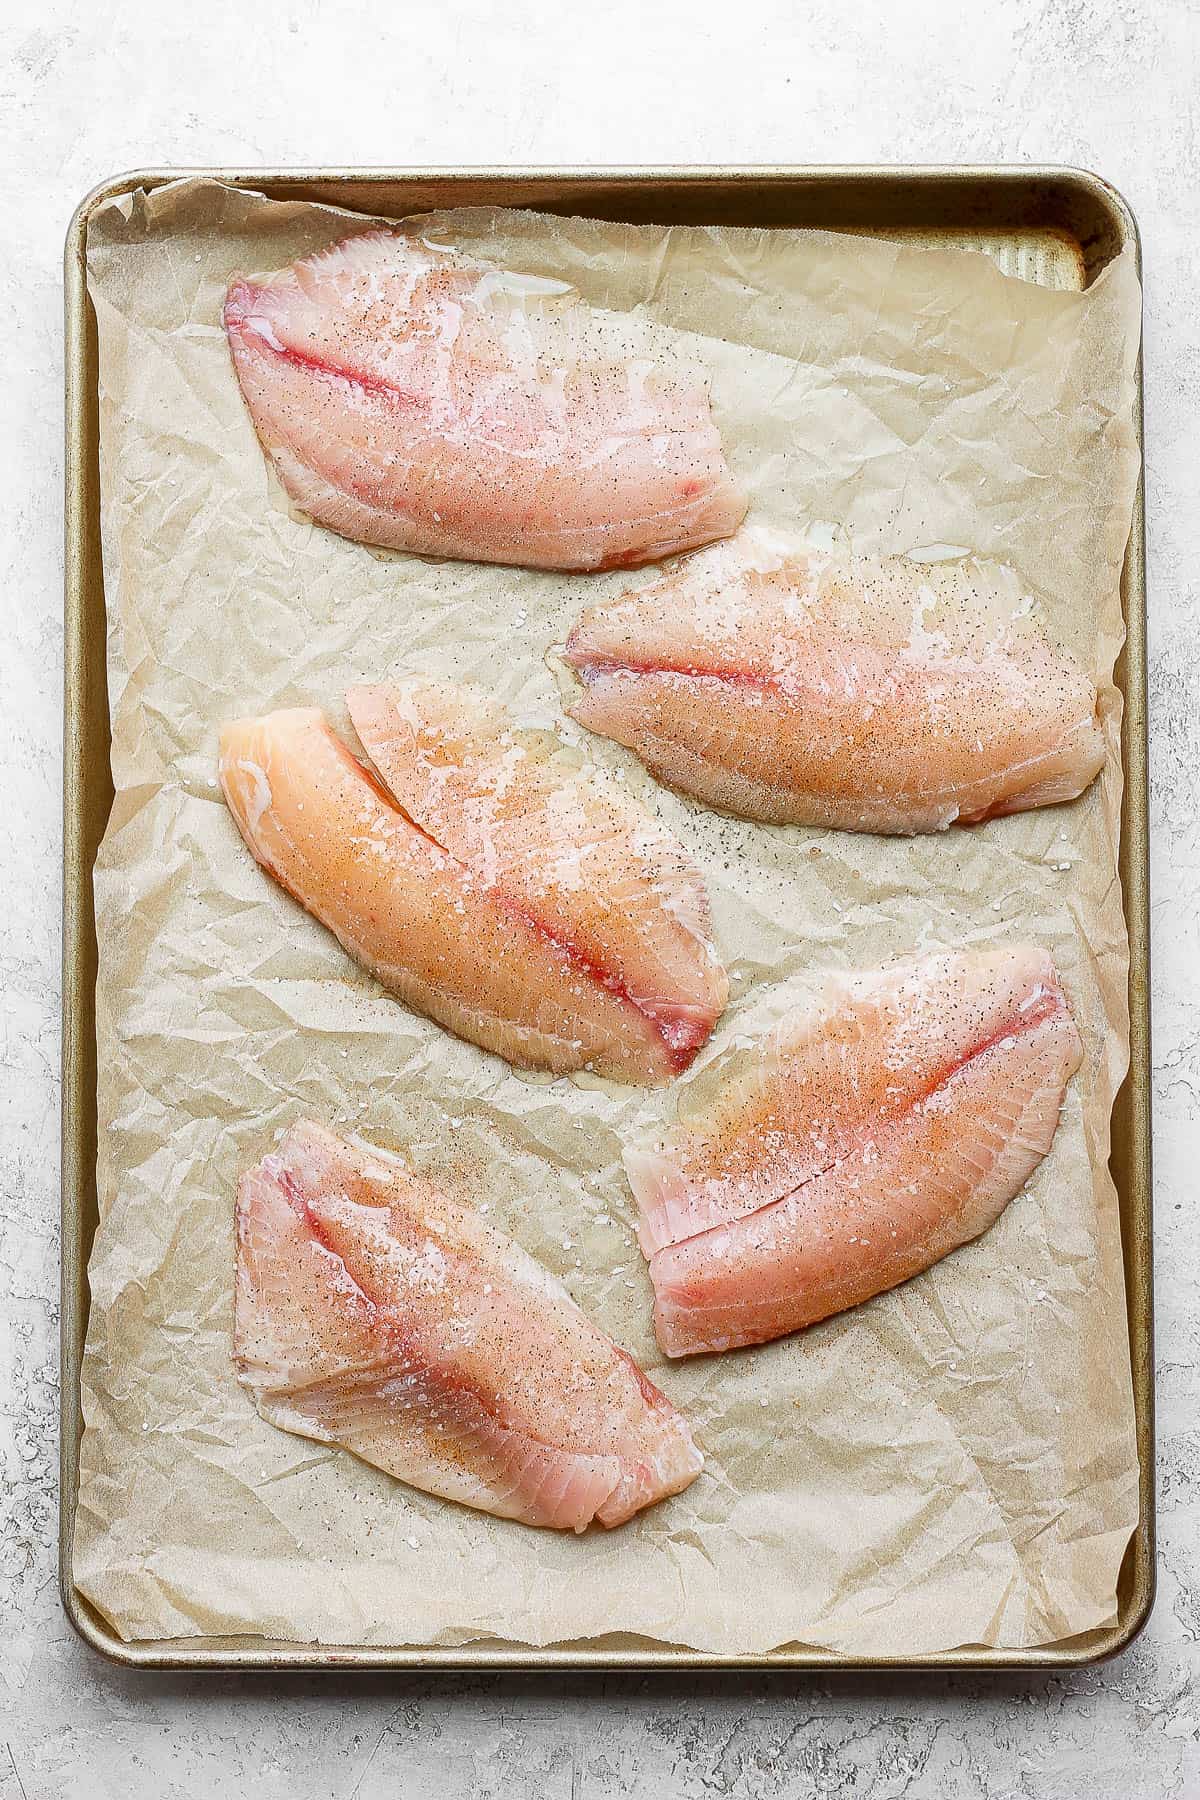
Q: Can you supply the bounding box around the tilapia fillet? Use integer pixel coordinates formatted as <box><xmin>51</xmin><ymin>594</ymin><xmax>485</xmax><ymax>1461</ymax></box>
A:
<box><xmin>223</xmin><ymin>229</ymin><xmax>746</xmax><ymax>571</ymax></box>
<box><xmin>625</xmin><ymin>946</ymin><xmax>1082</xmax><ymax>1356</ymax></box>
<box><xmin>219</xmin><ymin>694</ymin><xmax>725</xmax><ymax>1083</ymax></box>
<box><xmin>236</xmin><ymin>1121</ymin><xmax>701</xmax><ymax>1529</ymax></box>
<box><xmin>565</xmin><ymin>538</ymin><xmax>1105</xmax><ymax>833</ymax></box>
<box><xmin>346</xmin><ymin>676</ymin><xmax>727</xmax><ymax>1067</ymax></box>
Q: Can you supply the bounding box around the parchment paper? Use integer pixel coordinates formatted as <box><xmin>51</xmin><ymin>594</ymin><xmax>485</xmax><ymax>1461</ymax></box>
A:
<box><xmin>74</xmin><ymin>179</ymin><xmax>1142</xmax><ymax>1654</ymax></box>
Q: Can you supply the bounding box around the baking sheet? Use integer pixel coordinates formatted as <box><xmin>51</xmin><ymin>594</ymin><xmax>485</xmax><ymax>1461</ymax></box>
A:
<box><xmin>72</xmin><ymin>177</ymin><xmax>1142</xmax><ymax>1656</ymax></box>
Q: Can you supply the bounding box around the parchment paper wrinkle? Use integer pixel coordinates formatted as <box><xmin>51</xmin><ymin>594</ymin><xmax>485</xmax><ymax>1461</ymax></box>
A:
<box><xmin>75</xmin><ymin>178</ymin><xmax>1141</xmax><ymax>1655</ymax></box>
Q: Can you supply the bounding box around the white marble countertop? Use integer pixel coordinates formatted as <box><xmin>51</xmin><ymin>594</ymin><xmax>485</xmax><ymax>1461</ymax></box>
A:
<box><xmin>2</xmin><ymin>1</ymin><xmax>1196</xmax><ymax>1794</ymax></box>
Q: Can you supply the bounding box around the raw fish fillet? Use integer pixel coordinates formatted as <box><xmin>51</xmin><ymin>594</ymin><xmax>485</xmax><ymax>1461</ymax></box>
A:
<box><xmin>223</xmin><ymin>230</ymin><xmax>746</xmax><ymax>571</ymax></box>
<box><xmin>625</xmin><ymin>946</ymin><xmax>1082</xmax><ymax>1356</ymax></box>
<box><xmin>347</xmin><ymin>676</ymin><xmax>727</xmax><ymax>1070</ymax></box>
<box><xmin>219</xmin><ymin>705</ymin><xmax>723</xmax><ymax>1083</ymax></box>
<box><xmin>235</xmin><ymin>1121</ymin><xmax>702</xmax><ymax>1529</ymax></box>
<box><xmin>565</xmin><ymin>537</ymin><xmax>1105</xmax><ymax>832</ymax></box>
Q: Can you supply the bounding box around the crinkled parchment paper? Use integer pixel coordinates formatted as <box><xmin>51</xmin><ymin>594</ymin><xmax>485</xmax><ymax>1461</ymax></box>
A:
<box><xmin>74</xmin><ymin>179</ymin><xmax>1142</xmax><ymax>1655</ymax></box>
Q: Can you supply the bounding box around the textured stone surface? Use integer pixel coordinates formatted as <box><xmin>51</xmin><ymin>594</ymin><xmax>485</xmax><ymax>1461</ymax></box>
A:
<box><xmin>1</xmin><ymin>1</ymin><xmax>1195</xmax><ymax>1793</ymax></box>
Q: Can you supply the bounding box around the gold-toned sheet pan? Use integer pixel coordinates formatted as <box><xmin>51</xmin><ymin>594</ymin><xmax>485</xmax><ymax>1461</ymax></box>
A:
<box><xmin>61</xmin><ymin>166</ymin><xmax>1152</xmax><ymax>1670</ymax></box>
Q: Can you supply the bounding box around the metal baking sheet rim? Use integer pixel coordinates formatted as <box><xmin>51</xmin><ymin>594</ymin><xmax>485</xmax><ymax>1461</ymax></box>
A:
<box><xmin>60</xmin><ymin>165</ymin><xmax>1154</xmax><ymax>1672</ymax></box>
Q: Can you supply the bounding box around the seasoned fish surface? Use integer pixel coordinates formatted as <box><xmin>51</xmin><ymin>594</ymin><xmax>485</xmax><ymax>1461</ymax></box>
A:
<box><xmin>235</xmin><ymin>1121</ymin><xmax>702</xmax><ymax>1529</ymax></box>
<box><xmin>219</xmin><ymin>704</ymin><xmax>723</xmax><ymax>1082</ymax></box>
<box><xmin>347</xmin><ymin>676</ymin><xmax>727</xmax><ymax>1072</ymax></box>
<box><xmin>566</xmin><ymin>538</ymin><xmax>1105</xmax><ymax>833</ymax></box>
<box><xmin>626</xmin><ymin>946</ymin><xmax>1083</xmax><ymax>1356</ymax></box>
<box><xmin>224</xmin><ymin>230</ymin><xmax>746</xmax><ymax>571</ymax></box>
